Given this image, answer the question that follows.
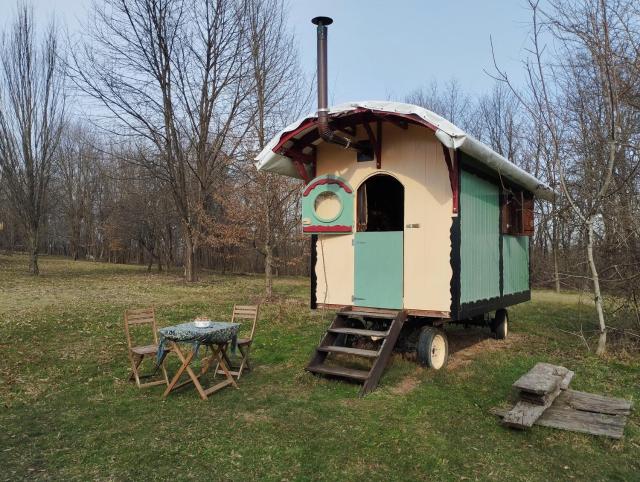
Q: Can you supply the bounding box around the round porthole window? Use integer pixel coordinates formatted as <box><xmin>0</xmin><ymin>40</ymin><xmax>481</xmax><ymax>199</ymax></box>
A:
<box><xmin>314</xmin><ymin>191</ymin><xmax>343</xmax><ymax>222</ymax></box>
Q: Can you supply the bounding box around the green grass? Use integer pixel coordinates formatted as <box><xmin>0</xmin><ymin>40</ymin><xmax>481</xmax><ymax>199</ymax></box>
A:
<box><xmin>1</xmin><ymin>254</ymin><xmax>638</xmax><ymax>481</ymax></box>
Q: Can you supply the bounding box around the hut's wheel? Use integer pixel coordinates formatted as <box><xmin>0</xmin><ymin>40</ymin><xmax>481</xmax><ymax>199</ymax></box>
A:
<box><xmin>416</xmin><ymin>326</ymin><xmax>449</xmax><ymax>370</ymax></box>
<box><xmin>491</xmin><ymin>309</ymin><xmax>509</xmax><ymax>340</ymax></box>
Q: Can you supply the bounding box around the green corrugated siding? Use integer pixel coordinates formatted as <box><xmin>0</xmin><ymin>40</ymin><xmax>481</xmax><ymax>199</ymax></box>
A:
<box><xmin>503</xmin><ymin>235</ymin><xmax>529</xmax><ymax>295</ymax></box>
<box><xmin>460</xmin><ymin>170</ymin><xmax>500</xmax><ymax>303</ymax></box>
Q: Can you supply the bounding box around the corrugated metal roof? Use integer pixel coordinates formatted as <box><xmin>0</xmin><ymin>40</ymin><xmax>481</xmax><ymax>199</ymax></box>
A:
<box><xmin>255</xmin><ymin>100</ymin><xmax>555</xmax><ymax>201</ymax></box>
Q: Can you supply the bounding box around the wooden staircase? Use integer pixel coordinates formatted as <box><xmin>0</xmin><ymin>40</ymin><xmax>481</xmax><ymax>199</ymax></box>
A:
<box><xmin>306</xmin><ymin>309</ymin><xmax>407</xmax><ymax>396</ymax></box>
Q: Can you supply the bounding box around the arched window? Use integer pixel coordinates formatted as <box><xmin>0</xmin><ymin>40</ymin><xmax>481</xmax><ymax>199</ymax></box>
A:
<box><xmin>356</xmin><ymin>174</ymin><xmax>404</xmax><ymax>232</ymax></box>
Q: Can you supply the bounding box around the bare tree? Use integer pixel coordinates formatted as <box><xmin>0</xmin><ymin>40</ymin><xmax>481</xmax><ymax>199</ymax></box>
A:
<box><xmin>477</xmin><ymin>83</ymin><xmax>523</xmax><ymax>161</ymax></box>
<box><xmin>406</xmin><ymin>78</ymin><xmax>481</xmax><ymax>136</ymax></box>
<box><xmin>56</xmin><ymin>123</ymin><xmax>100</xmax><ymax>260</ymax></box>
<box><xmin>241</xmin><ymin>0</ymin><xmax>308</xmax><ymax>298</ymax></box>
<box><xmin>492</xmin><ymin>0</ymin><xmax>627</xmax><ymax>355</ymax></box>
<box><xmin>549</xmin><ymin>0</ymin><xmax>627</xmax><ymax>354</ymax></box>
<box><xmin>0</xmin><ymin>5</ymin><xmax>65</xmax><ymax>274</ymax></box>
<box><xmin>70</xmin><ymin>0</ymin><xmax>250</xmax><ymax>281</ymax></box>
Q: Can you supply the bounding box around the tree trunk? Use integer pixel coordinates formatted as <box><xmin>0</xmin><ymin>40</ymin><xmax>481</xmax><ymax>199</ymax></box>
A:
<box><xmin>264</xmin><ymin>210</ymin><xmax>273</xmax><ymax>299</ymax></box>
<box><xmin>29</xmin><ymin>227</ymin><xmax>39</xmax><ymax>275</ymax></box>
<box><xmin>184</xmin><ymin>229</ymin><xmax>197</xmax><ymax>282</ymax></box>
<box><xmin>71</xmin><ymin>220</ymin><xmax>80</xmax><ymax>261</ymax></box>
<box><xmin>586</xmin><ymin>218</ymin><xmax>606</xmax><ymax>355</ymax></box>
<box><xmin>265</xmin><ymin>242</ymin><xmax>273</xmax><ymax>299</ymax></box>
<box><xmin>553</xmin><ymin>248</ymin><xmax>561</xmax><ymax>293</ymax></box>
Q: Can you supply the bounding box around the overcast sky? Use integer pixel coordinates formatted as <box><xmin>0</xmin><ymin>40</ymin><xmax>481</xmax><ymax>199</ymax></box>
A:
<box><xmin>29</xmin><ymin>0</ymin><xmax>538</xmax><ymax>105</ymax></box>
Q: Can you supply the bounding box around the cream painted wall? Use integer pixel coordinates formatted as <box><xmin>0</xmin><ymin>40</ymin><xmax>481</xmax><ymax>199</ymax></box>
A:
<box><xmin>314</xmin><ymin>124</ymin><xmax>453</xmax><ymax>313</ymax></box>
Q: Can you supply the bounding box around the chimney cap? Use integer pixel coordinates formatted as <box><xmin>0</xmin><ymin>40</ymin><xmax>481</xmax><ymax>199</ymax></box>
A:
<box><xmin>311</xmin><ymin>16</ymin><xmax>333</xmax><ymax>26</ymax></box>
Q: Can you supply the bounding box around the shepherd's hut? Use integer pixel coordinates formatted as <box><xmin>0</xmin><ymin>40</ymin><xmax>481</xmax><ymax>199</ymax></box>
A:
<box><xmin>256</xmin><ymin>17</ymin><xmax>554</xmax><ymax>395</ymax></box>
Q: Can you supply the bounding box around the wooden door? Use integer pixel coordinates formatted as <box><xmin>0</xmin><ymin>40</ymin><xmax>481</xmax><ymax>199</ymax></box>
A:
<box><xmin>353</xmin><ymin>231</ymin><xmax>403</xmax><ymax>309</ymax></box>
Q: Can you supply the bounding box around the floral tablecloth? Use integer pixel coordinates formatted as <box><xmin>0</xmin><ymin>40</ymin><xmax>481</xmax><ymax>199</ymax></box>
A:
<box><xmin>157</xmin><ymin>322</ymin><xmax>239</xmax><ymax>365</ymax></box>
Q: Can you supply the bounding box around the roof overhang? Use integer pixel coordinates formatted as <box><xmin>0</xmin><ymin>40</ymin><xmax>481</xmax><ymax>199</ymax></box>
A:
<box><xmin>256</xmin><ymin>101</ymin><xmax>555</xmax><ymax>201</ymax></box>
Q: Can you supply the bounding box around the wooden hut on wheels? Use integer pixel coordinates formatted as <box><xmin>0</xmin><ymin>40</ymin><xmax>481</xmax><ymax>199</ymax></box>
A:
<box><xmin>256</xmin><ymin>17</ymin><xmax>554</xmax><ymax>395</ymax></box>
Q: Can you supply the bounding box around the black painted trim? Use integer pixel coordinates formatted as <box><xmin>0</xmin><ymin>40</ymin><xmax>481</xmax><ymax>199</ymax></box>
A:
<box><xmin>310</xmin><ymin>234</ymin><xmax>318</xmax><ymax>309</ymax></box>
<box><xmin>528</xmin><ymin>236</ymin><xmax>532</xmax><ymax>292</ymax></box>
<box><xmin>449</xmin><ymin>150</ymin><xmax>462</xmax><ymax>320</ymax></box>
<box><xmin>458</xmin><ymin>291</ymin><xmax>531</xmax><ymax>320</ymax></box>
<box><xmin>499</xmin><ymin>191</ymin><xmax>504</xmax><ymax>297</ymax></box>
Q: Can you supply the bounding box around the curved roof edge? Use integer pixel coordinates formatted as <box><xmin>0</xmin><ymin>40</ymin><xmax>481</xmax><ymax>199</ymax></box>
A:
<box><xmin>255</xmin><ymin>100</ymin><xmax>555</xmax><ymax>201</ymax></box>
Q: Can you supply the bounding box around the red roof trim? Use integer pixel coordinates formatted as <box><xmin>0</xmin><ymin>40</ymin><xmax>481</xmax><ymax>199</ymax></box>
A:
<box><xmin>303</xmin><ymin>225</ymin><xmax>352</xmax><ymax>233</ymax></box>
<box><xmin>271</xmin><ymin>109</ymin><xmax>439</xmax><ymax>160</ymax></box>
<box><xmin>302</xmin><ymin>178</ymin><xmax>353</xmax><ymax>197</ymax></box>
<box><xmin>273</xmin><ymin>118</ymin><xmax>317</xmax><ymax>153</ymax></box>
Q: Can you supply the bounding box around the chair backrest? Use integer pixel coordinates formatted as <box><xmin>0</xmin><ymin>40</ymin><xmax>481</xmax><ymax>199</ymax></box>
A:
<box><xmin>231</xmin><ymin>304</ymin><xmax>260</xmax><ymax>341</ymax></box>
<box><xmin>124</xmin><ymin>307</ymin><xmax>158</xmax><ymax>349</ymax></box>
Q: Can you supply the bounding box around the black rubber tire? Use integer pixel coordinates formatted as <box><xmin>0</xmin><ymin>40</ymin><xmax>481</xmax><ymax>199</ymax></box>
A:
<box><xmin>492</xmin><ymin>309</ymin><xmax>508</xmax><ymax>340</ymax></box>
<box><xmin>416</xmin><ymin>326</ymin><xmax>449</xmax><ymax>369</ymax></box>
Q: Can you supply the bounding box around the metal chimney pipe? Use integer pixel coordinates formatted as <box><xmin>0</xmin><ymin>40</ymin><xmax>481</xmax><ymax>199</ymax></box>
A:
<box><xmin>311</xmin><ymin>16</ymin><xmax>366</xmax><ymax>152</ymax></box>
<box><xmin>312</xmin><ymin>16</ymin><xmax>332</xmax><ymax>116</ymax></box>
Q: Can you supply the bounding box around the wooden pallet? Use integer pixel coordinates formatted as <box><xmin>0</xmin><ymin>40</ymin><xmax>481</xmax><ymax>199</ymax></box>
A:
<box><xmin>306</xmin><ymin>308</ymin><xmax>407</xmax><ymax>396</ymax></box>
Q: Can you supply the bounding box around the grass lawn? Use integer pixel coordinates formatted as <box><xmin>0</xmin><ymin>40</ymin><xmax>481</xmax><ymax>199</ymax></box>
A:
<box><xmin>1</xmin><ymin>254</ymin><xmax>638</xmax><ymax>481</ymax></box>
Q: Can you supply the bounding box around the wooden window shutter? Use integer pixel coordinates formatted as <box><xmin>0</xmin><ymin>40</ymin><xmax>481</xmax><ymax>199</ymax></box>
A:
<box><xmin>501</xmin><ymin>193</ymin><xmax>512</xmax><ymax>234</ymax></box>
<box><xmin>522</xmin><ymin>194</ymin><xmax>534</xmax><ymax>236</ymax></box>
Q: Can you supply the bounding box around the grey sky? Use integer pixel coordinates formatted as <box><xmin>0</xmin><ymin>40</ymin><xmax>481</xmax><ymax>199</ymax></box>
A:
<box><xmin>29</xmin><ymin>0</ymin><xmax>536</xmax><ymax>105</ymax></box>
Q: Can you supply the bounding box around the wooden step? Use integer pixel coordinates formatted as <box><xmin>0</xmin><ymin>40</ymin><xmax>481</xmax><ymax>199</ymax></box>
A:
<box><xmin>317</xmin><ymin>346</ymin><xmax>380</xmax><ymax>358</ymax></box>
<box><xmin>340</xmin><ymin>310</ymin><xmax>398</xmax><ymax>319</ymax></box>
<box><xmin>306</xmin><ymin>364</ymin><xmax>370</xmax><ymax>381</ymax></box>
<box><xmin>328</xmin><ymin>327</ymin><xmax>388</xmax><ymax>337</ymax></box>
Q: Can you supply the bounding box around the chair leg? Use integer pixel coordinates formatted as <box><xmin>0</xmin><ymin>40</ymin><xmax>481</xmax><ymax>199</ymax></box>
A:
<box><xmin>213</xmin><ymin>343</ymin><xmax>234</xmax><ymax>378</ymax></box>
<box><xmin>130</xmin><ymin>352</ymin><xmax>169</xmax><ymax>389</ymax></box>
<box><xmin>214</xmin><ymin>347</ymin><xmax>239</xmax><ymax>390</ymax></box>
<box><xmin>161</xmin><ymin>362</ymin><xmax>170</xmax><ymax>386</ymax></box>
<box><xmin>212</xmin><ymin>344</ymin><xmax>223</xmax><ymax>379</ymax></box>
<box><xmin>129</xmin><ymin>354</ymin><xmax>143</xmax><ymax>387</ymax></box>
<box><xmin>236</xmin><ymin>344</ymin><xmax>252</xmax><ymax>380</ymax></box>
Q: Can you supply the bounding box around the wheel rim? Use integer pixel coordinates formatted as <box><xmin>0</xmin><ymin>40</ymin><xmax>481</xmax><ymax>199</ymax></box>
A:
<box><xmin>430</xmin><ymin>334</ymin><xmax>446</xmax><ymax>369</ymax></box>
<box><xmin>504</xmin><ymin>318</ymin><xmax>508</xmax><ymax>337</ymax></box>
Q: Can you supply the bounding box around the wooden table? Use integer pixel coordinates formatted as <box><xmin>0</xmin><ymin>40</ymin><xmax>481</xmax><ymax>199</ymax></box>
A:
<box><xmin>158</xmin><ymin>322</ymin><xmax>240</xmax><ymax>400</ymax></box>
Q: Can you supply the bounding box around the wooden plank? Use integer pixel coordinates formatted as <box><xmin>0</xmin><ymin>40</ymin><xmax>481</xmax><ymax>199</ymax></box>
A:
<box><xmin>342</xmin><ymin>310</ymin><xmax>399</xmax><ymax>319</ymax></box>
<box><xmin>306</xmin><ymin>364</ymin><xmax>369</xmax><ymax>381</ymax></box>
<box><xmin>328</xmin><ymin>327</ymin><xmax>388</xmax><ymax>337</ymax></box>
<box><xmin>306</xmin><ymin>313</ymin><xmax>350</xmax><ymax>369</ymax></box>
<box><xmin>360</xmin><ymin>311</ymin><xmax>407</xmax><ymax>396</ymax></box>
<box><xmin>538</xmin><ymin>405</ymin><xmax>626</xmax><ymax>439</ymax></box>
<box><xmin>517</xmin><ymin>369</ymin><xmax>574</xmax><ymax>405</ymax></box>
<box><xmin>503</xmin><ymin>381</ymin><xmax>563</xmax><ymax>428</ymax></box>
<box><xmin>126</xmin><ymin>311</ymin><xmax>154</xmax><ymax>318</ymax></box>
<box><xmin>203</xmin><ymin>379</ymin><xmax>233</xmax><ymax>396</ymax></box>
<box><xmin>492</xmin><ymin>405</ymin><xmax>628</xmax><ymax>439</ymax></box>
<box><xmin>502</xmin><ymin>399</ymin><xmax>554</xmax><ymax>429</ymax></box>
<box><xmin>512</xmin><ymin>362</ymin><xmax>569</xmax><ymax>396</ymax></box>
<box><xmin>559</xmin><ymin>370</ymin><xmax>575</xmax><ymax>390</ymax></box>
<box><xmin>317</xmin><ymin>303</ymin><xmax>451</xmax><ymax>319</ymax></box>
<box><xmin>557</xmin><ymin>389</ymin><xmax>633</xmax><ymax>416</ymax></box>
<box><xmin>126</xmin><ymin>309</ymin><xmax>154</xmax><ymax>316</ymax></box>
<box><xmin>317</xmin><ymin>346</ymin><xmax>380</xmax><ymax>358</ymax></box>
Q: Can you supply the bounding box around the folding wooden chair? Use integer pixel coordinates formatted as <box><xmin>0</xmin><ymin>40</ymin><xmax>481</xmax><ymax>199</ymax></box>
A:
<box><xmin>216</xmin><ymin>304</ymin><xmax>259</xmax><ymax>380</ymax></box>
<box><xmin>124</xmin><ymin>307</ymin><xmax>169</xmax><ymax>388</ymax></box>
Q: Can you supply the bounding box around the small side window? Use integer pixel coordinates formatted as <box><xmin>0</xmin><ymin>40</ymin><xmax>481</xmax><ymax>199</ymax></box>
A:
<box><xmin>301</xmin><ymin>175</ymin><xmax>354</xmax><ymax>234</ymax></box>
<box><xmin>501</xmin><ymin>190</ymin><xmax>534</xmax><ymax>236</ymax></box>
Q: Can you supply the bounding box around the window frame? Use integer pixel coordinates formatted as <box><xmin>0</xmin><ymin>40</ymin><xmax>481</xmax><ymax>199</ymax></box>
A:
<box><xmin>501</xmin><ymin>189</ymin><xmax>534</xmax><ymax>236</ymax></box>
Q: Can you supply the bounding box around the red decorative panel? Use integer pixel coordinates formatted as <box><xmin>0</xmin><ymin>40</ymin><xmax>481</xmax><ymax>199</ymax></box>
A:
<box><xmin>303</xmin><ymin>225</ymin><xmax>352</xmax><ymax>233</ymax></box>
<box><xmin>303</xmin><ymin>178</ymin><xmax>353</xmax><ymax>197</ymax></box>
